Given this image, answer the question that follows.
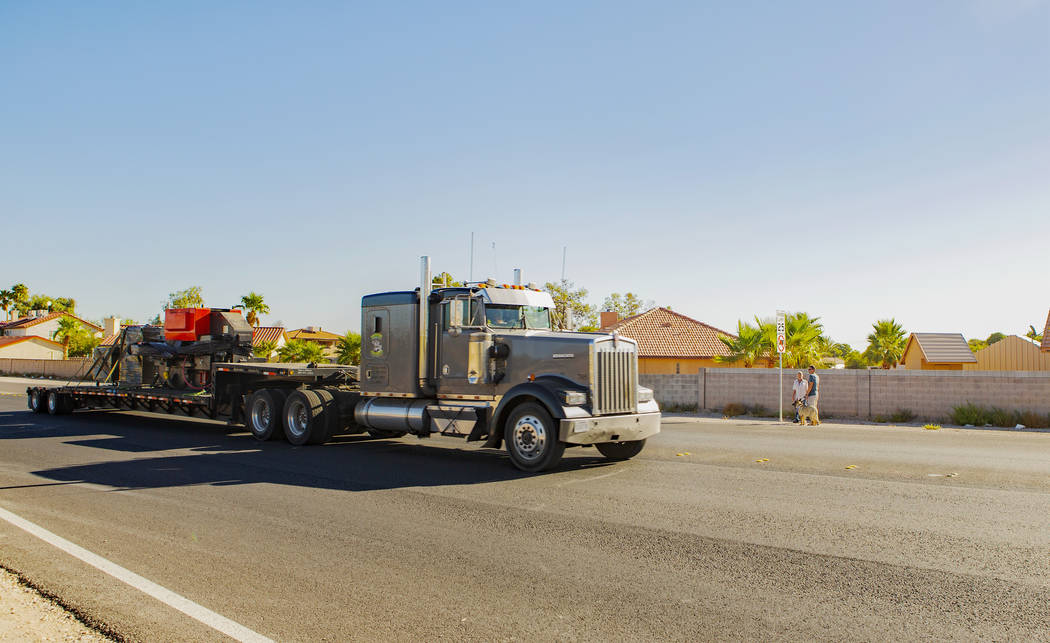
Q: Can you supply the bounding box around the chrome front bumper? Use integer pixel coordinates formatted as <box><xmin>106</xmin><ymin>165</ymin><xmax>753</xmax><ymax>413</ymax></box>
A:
<box><xmin>559</xmin><ymin>412</ymin><xmax>661</xmax><ymax>445</ymax></box>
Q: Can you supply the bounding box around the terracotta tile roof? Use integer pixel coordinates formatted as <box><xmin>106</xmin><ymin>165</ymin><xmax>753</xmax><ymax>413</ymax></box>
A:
<box><xmin>99</xmin><ymin>333</ymin><xmax>120</xmax><ymax>347</ymax></box>
<box><xmin>288</xmin><ymin>328</ymin><xmax>342</xmax><ymax>342</ymax></box>
<box><xmin>907</xmin><ymin>333</ymin><xmax>977</xmax><ymax>363</ymax></box>
<box><xmin>0</xmin><ymin>336</ymin><xmax>64</xmax><ymax>349</ymax></box>
<box><xmin>252</xmin><ymin>326</ymin><xmax>287</xmax><ymax>346</ymax></box>
<box><xmin>1042</xmin><ymin>310</ymin><xmax>1050</xmax><ymax>353</ymax></box>
<box><xmin>0</xmin><ymin>311</ymin><xmax>102</xmax><ymax>332</ymax></box>
<box><xmin>602</xmin><ymin>307</ymin><xmax>736</xmax><ymax>358</ymax></box>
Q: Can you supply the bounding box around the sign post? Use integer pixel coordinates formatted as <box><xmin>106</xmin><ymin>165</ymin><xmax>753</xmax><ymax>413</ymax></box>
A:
<box><xmin>776</xmin><ymin>310</ymin><xmax>786</xmax><ymax>423</ymax></box>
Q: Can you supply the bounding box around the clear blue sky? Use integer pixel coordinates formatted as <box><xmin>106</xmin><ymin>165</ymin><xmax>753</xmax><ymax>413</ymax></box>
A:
<box><xmin>2</xmin><ymin>1</ymin><xmax>1047</xmax><ymax>348</ymax></box>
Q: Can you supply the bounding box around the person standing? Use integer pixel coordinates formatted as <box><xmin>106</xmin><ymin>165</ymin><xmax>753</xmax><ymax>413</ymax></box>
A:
<box><xmin>805</xmin><ymin>365</ymin><xmax>820</xmax><ymax>424</ymax></box>
<box><xmin>791</xmin><ymin>371</ymin><xmax>807</xmax><ymax>423</ymax></box>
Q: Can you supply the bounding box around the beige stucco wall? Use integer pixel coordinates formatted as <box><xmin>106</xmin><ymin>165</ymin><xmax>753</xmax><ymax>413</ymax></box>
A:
<box><xmin>641</xmin><ymin>369</ymin><xmax>1050</xmax><ymax>419</ymax></box>
<box><xmin>0</xmin><ymin>339</ymin><xmax>63</xmax><ymax>360</ymax></box>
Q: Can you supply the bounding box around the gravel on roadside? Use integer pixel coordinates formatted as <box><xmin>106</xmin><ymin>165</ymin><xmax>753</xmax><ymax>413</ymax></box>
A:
<box><xmin>0</xmin><ymin>566</ymin><xmax>112</xmax><ymax>642</ymax></box>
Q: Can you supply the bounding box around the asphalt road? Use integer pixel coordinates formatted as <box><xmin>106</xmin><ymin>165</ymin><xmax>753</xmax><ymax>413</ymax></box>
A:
<box><xmin>1</xmin><ymin>378</ymin><xmax>1048</xmax><ymax>641</ymax></box>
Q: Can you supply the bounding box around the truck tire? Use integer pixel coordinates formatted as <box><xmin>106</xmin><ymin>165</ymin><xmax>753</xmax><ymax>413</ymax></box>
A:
<box><xmin>311</xmin><ymin>388</ymin><xmax>341</xmax><ymax>443</ymax></box>
<box><xmin>595</xmin><ymin>439</ymin><xmax>646</xmax><ymax>461</ymax></box>
<box><xmin>46</xmin><ymin>391</ymin><xmax>70</xmax><ymax>415</ymax></box>
<box><xmin>283</xmin><ymin>389</ymin><xmax>331</xmax><ymax>446</ymax></box>
<box><xmin>504</xmin><ymin>402</ymin><xmax>565</xmax><ymax>472</ymax></box>
<box><xmin>248</xmin><ymin>389</ymin><xmax>287</xmax><ymax>441</ymax></box>
<box><xmin>28</xmin><ymin>389</ymin><xmax>46</xmax><ymax>414</ymax></box>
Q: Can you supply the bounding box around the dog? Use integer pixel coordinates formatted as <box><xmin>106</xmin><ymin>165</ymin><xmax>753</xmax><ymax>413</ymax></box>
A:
<box><xmin>798</xmin><ymin>401</ymin><xmax>820</xmax><ymax>426</ymax></box>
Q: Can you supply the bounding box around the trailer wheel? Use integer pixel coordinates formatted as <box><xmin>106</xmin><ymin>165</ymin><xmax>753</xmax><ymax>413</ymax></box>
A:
<box><xmin>46</xmin><ymin>391</ymin><xmax>70</xmax><ymax>415</ymax></box>
<box><xmin>248</xmin><ymin>389</ymin><xmax>288</xmax><ymax>441</ymax></box>
<box><xmin>28</xmin><ymin>389</ymin><xmax>46</xmax><ymax>414</ymax></box>
<box><xmin>595</xmin><ymin>439</ymin><xmax>646</xmax><ymax>461</ymax></box>
<box><xmin>283</xmin><ymin>389</ymin><xmax>331</xmax><ymax>446</ymax></box>
<box><xmin>504</xmin><ymin>402</ymin><xmax>565</xmax><ymax>472</ymax></box>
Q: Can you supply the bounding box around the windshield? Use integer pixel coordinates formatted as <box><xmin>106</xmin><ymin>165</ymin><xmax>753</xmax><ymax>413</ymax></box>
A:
<box><xmin>485</xmin><ymin>305</ymin><xmax>551</xmax><ymax>330</ymax></box>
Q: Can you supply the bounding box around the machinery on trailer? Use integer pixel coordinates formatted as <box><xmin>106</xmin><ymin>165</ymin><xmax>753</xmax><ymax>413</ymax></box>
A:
<box><xmin>27</xmin><ymin>257</ymin><xmax>660</xmax><ymax>471</ymax></box>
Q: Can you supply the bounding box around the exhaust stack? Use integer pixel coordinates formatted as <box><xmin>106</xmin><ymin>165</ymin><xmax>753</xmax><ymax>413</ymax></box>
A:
<box><xmin>513</xmin><ymin>268</ymin><xmax>522</xmax><ymax>286</ymax></box>
<box><xmin>419</xmin><ymin>256</ymin><xmax>432</xmax><ymax>391</ymax></box>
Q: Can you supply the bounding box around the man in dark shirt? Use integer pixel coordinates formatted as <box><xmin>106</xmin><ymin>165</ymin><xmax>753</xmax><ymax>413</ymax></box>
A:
<box><xmin>805</xmin><ymin>365</ymin><xmax>820</xmax><ymax>423</ymax></box>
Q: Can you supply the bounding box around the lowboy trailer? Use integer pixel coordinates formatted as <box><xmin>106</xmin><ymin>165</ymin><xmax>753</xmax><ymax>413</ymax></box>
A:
<box><xmin>27</xmin><ymin>257</ymin><xmax>661</xmax><ymax>471</ymax></box>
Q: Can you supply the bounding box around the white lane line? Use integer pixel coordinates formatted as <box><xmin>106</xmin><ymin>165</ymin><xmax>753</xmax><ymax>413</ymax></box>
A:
<box><xmin>0</xmin><ymin>506</ymin><xmax>272</xmax><ymax>643</ymax></box>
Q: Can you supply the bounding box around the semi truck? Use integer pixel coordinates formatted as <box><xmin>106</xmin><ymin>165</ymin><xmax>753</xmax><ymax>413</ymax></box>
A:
<box><xmin>26</xmin><ymin>257</ymin><xmax>661</xmax><ymax>471</ymax></box>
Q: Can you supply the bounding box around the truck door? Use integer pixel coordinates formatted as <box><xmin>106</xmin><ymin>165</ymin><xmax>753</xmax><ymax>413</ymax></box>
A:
<box><xmin>437</xmin><ymin>297</ymin><xmax>489</xmax><ymax>396</ymax></box>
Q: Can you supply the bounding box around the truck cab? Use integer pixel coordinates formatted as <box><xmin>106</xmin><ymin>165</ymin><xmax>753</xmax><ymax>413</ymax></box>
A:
<box><xmin>356</xmin><ymin>258</ymin><xmax>661</xmax><ymax>471</ymax></box>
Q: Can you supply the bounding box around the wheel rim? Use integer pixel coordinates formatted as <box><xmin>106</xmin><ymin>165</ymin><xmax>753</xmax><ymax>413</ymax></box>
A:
<box><xmin>251</xmin><ymin>398</ymin><xmax>271</xmax><ymax>432</ymax></box>
<box><xmin>512</xmin><ymin>415</ymin><xmax>547</xmax><ymax>462</ymax></box>
<box><xmin>30</xmin><ymin>391</ymin><xmax>40</xmax><ymax>409</ymax></box>
<box><xmin>287</xmin><ymin>400</ymin><xmax>308</xmax><ymax>438</ymax></box>
<box><xmin>48</xmin><ymin>394</ymin><xmax>57</xmax><ymax>412</ymax></box>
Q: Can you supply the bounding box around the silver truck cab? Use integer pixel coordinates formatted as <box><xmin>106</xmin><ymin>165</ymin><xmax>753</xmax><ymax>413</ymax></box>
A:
<box><xmin>356</xmin><ymin>258</ymin><xmax>661</xmax><ymax>471</ymax></box>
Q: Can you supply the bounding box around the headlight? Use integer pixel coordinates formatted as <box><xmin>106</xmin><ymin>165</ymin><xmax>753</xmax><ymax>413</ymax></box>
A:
<box><xmin>637</xmin><ymin>386</ymin><xmax>654</xmax><ymax>403</ymax></box>
<box><xmin>562</xmin><ymin>390</ymin><xmax>587</xmax><ymax>406</ymax></box>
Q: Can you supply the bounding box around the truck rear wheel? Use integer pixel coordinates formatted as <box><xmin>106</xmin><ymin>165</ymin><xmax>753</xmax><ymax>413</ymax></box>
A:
<box><xmin>28</xmin><ymin>389</ymin><xmax>46</xmax><ymax>414</ymax></box>
<box><xmin>504</xmin><ymin>402</ymin><xmax>565</xmax><ymax>472</ymax></box>
<box><xmin>283</xmin><ymin>389</ymin><xmax>331</xmax><ymax>446</ymax></box>
<box><xmin>46</xmin><ymin>391</ymin><xmax>71</xmax><ymax>415</ymax></box>
<box><xmin>595</xmin><ymin>439</ymin><xmax>646</xmax><ymax>461</ymax></box>
<box><xmin>248</xmin><ymin>389</ymin><xmax>287</xmax><ymax>441</ymax></box>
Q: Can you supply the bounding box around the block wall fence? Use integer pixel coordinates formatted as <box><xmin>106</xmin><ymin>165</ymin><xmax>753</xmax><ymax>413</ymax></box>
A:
<box><xmin>641</xmin><ymin>368</ymin><xmax>1050</xmax><ymax>419</ymax></box>
<box><xmin>0</xmin><ymin>358</ymin><xmax>92</xmax><ymax>380</ymax></box>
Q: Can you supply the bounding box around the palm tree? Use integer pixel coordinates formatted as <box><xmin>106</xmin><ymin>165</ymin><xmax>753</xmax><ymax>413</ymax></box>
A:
<box><xmin>239</xmin><ymin>292</ymin><xmax>270</xmax><ymax>327</ymax></box>
<box><xmin>53</xmin><ymin>316</ymin><xmax>82</xmax><ymax>359</ymax></box>
<box><xmin>277</xmin><ymin>339</ymin><xmax>327</xmax><ymax>363</ymax></box>
<box><xmin>336</xmin><ymin>332</ymin><xmax>361</xmax><ymax>365</ymax></box>
<box><xmin>863</xmin><ymin>318</ymin><xmax>908</xmax><ymax>369</ymax></box>
<box><xmin>715</xmin><ymin>319</ymin><xmax>773</xmax><ymax>367</ymax></box>
<box><xmin>0</xmin><ymin>289</ymin><xmax>12</xmax><ymax>320</ymax></box>
<box><xmin>11</xmin><ymin>283</ymin><xmax>29</xmax><ymax>317</ymax></box>
<box><xmin>783</xmin><ymin>312</ymin><xmax>825</xmax><ymax>368</ymax></box>
<box><xmin>253</xmin><ymin>340</ymin><xmax>278</xmax><ymax>361</ymax></box>
<box><xmin>1026</xmin><ymin>325</ymin><xmax>1043</xmax><ymax>343</ymax></box>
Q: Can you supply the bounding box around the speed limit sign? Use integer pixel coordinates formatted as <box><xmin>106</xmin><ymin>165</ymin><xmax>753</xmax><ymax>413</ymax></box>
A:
<box><xmin>776</xmin><ymin>311</ymin><xmax>786</xmax><ymax>354</ymax></box>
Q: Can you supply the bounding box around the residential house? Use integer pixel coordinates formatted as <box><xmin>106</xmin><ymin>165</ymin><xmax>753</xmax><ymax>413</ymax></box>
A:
<box><xmin>1042</xmin><ymin>309</ymin><xmax>1050</xmax><ymax>353</ymax></box>
<box><xmin>0</xmin><ymin>336</ymin><xmax>64</xmax><ymax>360</ymax></box>
<box><xmin>252</xmin><ymin>326</ymin><xmax>288</xmax><ymax>360</ymax></box>
<box><xmin>0</xmin><ymin>311</ymin><xmax>103</xmax><ymax>344</ymax></box>
<box><xmin>964</xmin><ymin>334</ymin><xmax>1050</xmax><ymax>371</ymax></box>
<box><xmin>900</xmin><ymin>333</ymin><xmax>977</xmax><ymax>370</ymax></box>
<box><xmin>287</xmin><ymin>326</ymin><xmax>341</xmax><ymax>359</ymax></box>
<box><xmin>599</xmin><ymin>308</ymin><xmax>737</xmax><ymax>374</ymax></box>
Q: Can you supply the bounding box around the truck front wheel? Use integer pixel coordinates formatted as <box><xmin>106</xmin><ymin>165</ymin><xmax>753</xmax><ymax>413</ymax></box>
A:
<box><xmin>504</xmin><ymin>402</ymin><xmax>565</xmax><ymax>472</ymax></box>
<box><xmin>595</xmin><ymin>439</ymin><xmax>646</xmax><ymax>461</ymax></box>
<box><xmin>248</xmin><ymin>389</ymin><xmax>287</xmax><ymax>441</ymax></box>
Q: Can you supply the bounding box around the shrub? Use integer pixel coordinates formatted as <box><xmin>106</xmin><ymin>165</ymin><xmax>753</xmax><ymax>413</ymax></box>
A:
<box><xmin>873</xmin><ymin>415</ymin><xmax>888</xmax><ymax>423</ymax></box>
<box><xmin>722</xmin><ymin>402</ymin><xmax>746</xmax><ymax>417</ymax></box>
<box><xmin>663</xmin><ymin>403</ymin><xmax>698</xmax><ymax>413</ymax></box>
<box><xmin>747</xmin><ymin>404</ymin><xmax>769</xmax><ymax>417</ymax></box>
<box><xmin>950</xmin><ymin>403</ymin><xmax>990</xmax><ymax>426</ymax></box>
<box><xmin>1017</xmin><ymin>411</ymin><xmax>1050</xmax><ymax>429</ymax></box>
<box><xmin>889</xmin><ymin>408</ymin><xmax>916</xmax><ymax>423</ymax></box>
<box><xmin>988</xmin><ymin>407</ymin><xmax>1018</xmax><ymax>428</ymax></box>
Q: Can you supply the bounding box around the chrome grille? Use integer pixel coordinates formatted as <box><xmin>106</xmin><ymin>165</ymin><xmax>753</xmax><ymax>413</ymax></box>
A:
<box><xmin>592</xmin><ymin>344</ymin><xmax>637</xmax><ymax>415</ymax></box>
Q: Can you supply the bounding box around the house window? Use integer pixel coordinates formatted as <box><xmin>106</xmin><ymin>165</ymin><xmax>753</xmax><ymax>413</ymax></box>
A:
<box><xmin>675</xmin><ymin>362</ymin><xmax>680</xmax><ymax>374</ymax></box>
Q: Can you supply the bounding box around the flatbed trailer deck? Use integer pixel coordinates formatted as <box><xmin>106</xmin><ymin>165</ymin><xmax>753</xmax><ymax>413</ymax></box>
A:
<box><xmin>26</xmin><ymin>362</ymin><xmax>360</xmax><ymax>426</ymax></box>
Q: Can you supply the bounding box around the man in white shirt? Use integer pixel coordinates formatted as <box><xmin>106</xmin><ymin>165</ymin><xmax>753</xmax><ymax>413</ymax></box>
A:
<box><xmin>791</xmin><ymin>371</ymin><xmax>808</xmax><ymax>423</ymax></box>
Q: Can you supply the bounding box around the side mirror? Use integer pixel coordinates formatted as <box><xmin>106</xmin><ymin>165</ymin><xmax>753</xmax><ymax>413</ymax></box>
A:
<box><xmin>450</xmin><ymin>301</ymin><xmax>464</xmax><ymax>327</ymax></box>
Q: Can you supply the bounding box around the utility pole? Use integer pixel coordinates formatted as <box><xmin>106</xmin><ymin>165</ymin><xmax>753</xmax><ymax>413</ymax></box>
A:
<box><xmin>561</xmin><ymin>246</ymin><xmax>567</xmax><ymax>282</ymax></box>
